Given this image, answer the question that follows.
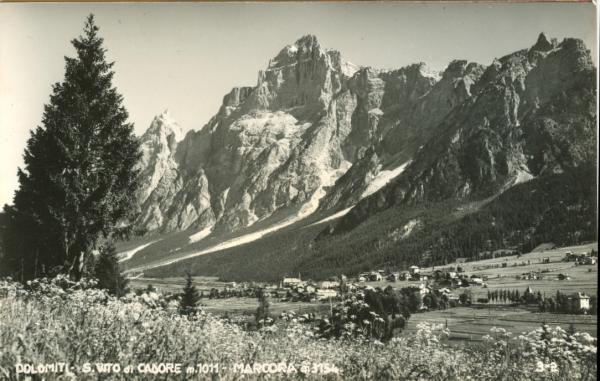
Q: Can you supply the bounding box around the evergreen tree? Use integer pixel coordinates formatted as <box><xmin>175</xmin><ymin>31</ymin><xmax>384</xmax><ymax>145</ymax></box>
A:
<box><xmin>255</xmin><ymin>288</ymin><xmax>271</xmax><ymax>326</ymax></box>
<box><xmin>179</xmin><ymin>272</ymin><xmax>200</xmax><ymax>315</ymax></box>
<box><xmin>407</xmin><ymin>291</ymin><xmax>422</xmax><ymax>312</ymax></box>
<box><xmin>1</xmin><ymin>15</ymin><xmax>140</xmax><ymax>281</ymax></box>
<box><xmin>93</xmin><ymin>242</ymin><xmax>128</xmax><ymax>296</ymax></box>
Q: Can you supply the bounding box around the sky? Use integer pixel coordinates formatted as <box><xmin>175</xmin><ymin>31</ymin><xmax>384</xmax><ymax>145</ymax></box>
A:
<box><xmin>0</xmin><ymin>2</ymin><xmax>596</xmax><ymax>207</ymax></box>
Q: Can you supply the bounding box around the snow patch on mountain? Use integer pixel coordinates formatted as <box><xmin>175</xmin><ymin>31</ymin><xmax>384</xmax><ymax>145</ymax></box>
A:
<box><xmin>232</xmin><ymin>111</ymin><xmax>305</xmax><ymax>137</ymax></box>
<box><xmin>419</xmin><ymin>64</ymin><xmax>441</xmax><ymax>81</ymax></box>
<box><xmin>307</xmin><ymin>206</ymin><xmax>354</xmax><ymax>227</ymax></box>
<box><xmin>514</xmin><ymin>168</ymin><xmax>535</xmax><ymax>185</ymax></box>
<box><xmin>189</xmin><ymin>226</ymin><xmax>213</xmax><ymax>243</ymax></box>
<box><xmin>341</xmin><ymin>61</ymin><xmax>360</xmax><ymax>78</ymax></box>
<box><xmin>155</xmin><ymin>109</ymin><xmax>183</xmax><ymax>141</ymax></box>
<box><xmin>118</xmin><ymin>241</ymin><xmax>158</xmax><ymax>262</ymax></box>
<box><xmin>361</xmin><ymin>161</ymin><xmax>411</xmax><ymax>198</ymax></box>
<box><xmin>400</xmin><ymin>219</ymin><xmax>420</xmax><ymax>239</ymax></box>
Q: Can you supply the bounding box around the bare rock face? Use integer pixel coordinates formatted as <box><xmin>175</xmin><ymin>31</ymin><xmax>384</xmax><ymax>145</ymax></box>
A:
<box><xmin>136</xmin><ymin>35</ymin><xmax>362</xmax><ymax>234</ymax></box>
<box><xmin>136</xmin><ymin>33</ymin><xmax>595</xmax><ymax>241</ymax></box>
<box><xmin>333</xmin><ymin>35</ymin><xmax>596</xmax><ymax>234</ymax></box>
<box><xmin>319</xmin><ymin>60</ymin><xmax>484</xmax><ymax>210</ymax></box>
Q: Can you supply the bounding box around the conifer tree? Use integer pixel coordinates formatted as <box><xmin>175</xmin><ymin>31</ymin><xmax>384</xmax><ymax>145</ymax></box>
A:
<box><xmin>179</xmin><ymin>272</ymin><xmax>200</xmax><ymax>315</ymax></box>
<box><xmin>1</xmin><ymin>15</ymin><xmax>140</xmax><ymax>281</ymax></box>
<box><xmin>255</xmin><ymin>288</ymin><xmax>271</xmax><ymax>326</ymax></box>
<box><xmin>93</xmin><ymin>242</ymin><xmax>128</xmax><ymax>296</ymax></box>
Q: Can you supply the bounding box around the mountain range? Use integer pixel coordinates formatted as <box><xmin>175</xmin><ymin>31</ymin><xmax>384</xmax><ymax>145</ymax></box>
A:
<box><xmin>119</xmin><ymin>33</ymin><xmax>597</xmax><ymax>281</ymax></box>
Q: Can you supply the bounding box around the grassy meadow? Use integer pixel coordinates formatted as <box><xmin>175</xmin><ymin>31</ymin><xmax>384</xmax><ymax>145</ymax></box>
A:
<box><xmin>0</xmin><ymin>277</ymin><xmax>597</xmax><ymax>381</ymax></box>
<box><xmin>401</xmin><ymin>307</ymin><xmax>597</xmax><ymax>342</ymax></box>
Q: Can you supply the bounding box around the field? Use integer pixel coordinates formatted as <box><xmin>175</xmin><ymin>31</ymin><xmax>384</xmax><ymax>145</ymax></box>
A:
<box><xmin>128</xmin><ymin>276</ymin><xmax>233</xmax><ymax>293</ymax></box>
<box><xmin>430</xmin><ymin>242</ymin><xmax>597</xmax><ymax>299</ymax></box>
<box><xmin>128</xmin><ymin>277</ymin><xmax>331</xmax><ymax>318</ymax></box>
<box><xmin>199</xmin><ymin>297</ymin><xmax>331</xmax><ymax>317</ymax></box>
<box><xmin>401</xmin><ymin>307</ymin><xmax>597</xmax><ymax>342</ymax></box>
<box><xmin>360</xmin><ymin>243</ymin><xmax>599</xmax><ymax>342</ymax></box>
<box><xmin>362</xmin><ymin>242</ymin><xmax>598</xmax><ymax>298</ymax></box>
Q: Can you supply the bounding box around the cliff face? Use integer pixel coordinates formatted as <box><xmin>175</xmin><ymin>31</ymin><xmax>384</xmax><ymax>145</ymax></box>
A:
<box><xmin>332</xmin><ymin>34</ymin><xmax>596</xmax><ymax>234</ymax></box>
<box><xmin>135</xmin><ymin>110</ymin><xmax>212</xmax><ymax>233</ymax></box>
<box><xmin>319</xmin><ymin>60</ymin><xmax>485</xmax><ymax>210</ymax></box>
<box><xmin>137</xmin><ymin>36</ymin><xmax>362</xmax><ymax>234</ymax></box>
<box><xmin>135</xmin><ymin>33</ymin><xmax>595</xmax><ymax>243</ymax></box>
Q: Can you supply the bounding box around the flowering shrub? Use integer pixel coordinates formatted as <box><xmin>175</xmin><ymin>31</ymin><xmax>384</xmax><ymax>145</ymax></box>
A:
<box><xmin>0</xmin><ymin>277</ymin><xmax>596</xmax><ymax>380</ymax></box>
<box><xmin>318</xmin><ymin>294</ymin><xmax>387</xmax><ymax>340</ymax></box>
<box><xmin>317</xmin><ymin>290</ymin><xmax>406</xmax><ymax>341</ymax></box>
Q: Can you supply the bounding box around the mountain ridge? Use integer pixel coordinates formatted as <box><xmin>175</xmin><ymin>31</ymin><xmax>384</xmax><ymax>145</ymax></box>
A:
<box><xmin>123</xmin><ymin>33</ymin><xmax>596</xmax><ymax>281</ymax></box>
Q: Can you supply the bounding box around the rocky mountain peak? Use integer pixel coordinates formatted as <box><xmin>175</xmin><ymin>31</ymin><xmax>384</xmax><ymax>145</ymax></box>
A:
<box><xmin>268</xmin><ymin>34</ymin><xmax>323</xmax><ymax>70</ymax></box>
<box><xmin>252</xmin><ymin>35</ymin><xmax>355</xmax><ymax>112</ymax></box>
<box><xmin>417</xmin><ymin>62</ymin><xmax>441</xmax><ymax>81</ymax></box>
<box><xmin>293</xmin><ymin>34</ymin><xmax>321</xmax><ymax>53</ymax></box>
<box><xmin>531</xmin><ymin>32</ymin><xmax>554</xmax><ymax>52</ymax></box>
<box><xmin>442</xmin><ymin>60</ymin><xmax>469</xmax><ymax>79</ymax></box>
<box><xmin>130</xmin><ymin>33</ymin><xmax>595</xmax><ymax>250</ymax></box>
<box><xmin>143</xmin><ymin>109</ymin><xmax>183</xmax><ymax>144</ymax></box>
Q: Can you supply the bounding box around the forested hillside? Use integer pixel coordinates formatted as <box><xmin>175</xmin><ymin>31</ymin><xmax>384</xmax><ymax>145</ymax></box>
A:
<box><xmin>146</xmin><ymin>165</ymin><xmax>596</xmax><ymax>281</ymax></box>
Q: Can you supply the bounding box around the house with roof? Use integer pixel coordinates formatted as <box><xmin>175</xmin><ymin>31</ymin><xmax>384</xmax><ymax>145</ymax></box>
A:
<box><xmin>572</xmin><ymin>293</ymin><xmax>591</xmax><ymax>310</ymax></box>
<box><xmin>282</xmin><ymin>277</ymin><xmax>302</xmax><ymax>288</ymax></box>
<box><xmin>319</xmin><ymin>280</ymin><xmax>339</xmax><ymax>289</ymax></box>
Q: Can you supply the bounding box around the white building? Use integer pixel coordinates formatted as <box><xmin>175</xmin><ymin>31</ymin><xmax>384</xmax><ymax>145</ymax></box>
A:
<box><xmin>282</xmin><ymin>277</ymin><xmax>302</xmax><ymax>287</ymax></box>
<box><xmin>319</xmin><ymin>281</ymin><xmax>339</xmax><ymax>289</ymax></box>
<box><xmin>574</xmin><ymin>293</ymin><xmax>591</xmax><ymax>310</ymax></box>
<box><xmin>316</xmin><ymin>289</ymin><xmax>338</xmax><ymax>300</ymax></box>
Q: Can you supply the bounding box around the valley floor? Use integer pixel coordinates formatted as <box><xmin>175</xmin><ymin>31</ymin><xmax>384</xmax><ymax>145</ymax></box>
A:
<box><xmin>127</xmin><ymin>242</ymin><xmax>598</xmax><ymax>344</ymax></box>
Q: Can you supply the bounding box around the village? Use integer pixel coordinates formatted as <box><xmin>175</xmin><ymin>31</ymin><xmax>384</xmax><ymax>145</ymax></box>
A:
<box><xmin>130</xmin><ymin>243</ymin><xmax>598</xmax><ymax>327</ymax></box>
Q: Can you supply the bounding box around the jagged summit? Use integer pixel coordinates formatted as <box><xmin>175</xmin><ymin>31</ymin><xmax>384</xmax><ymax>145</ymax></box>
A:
<box><xmin>143</xmin><ymin>109</ymin><xmax>183</xmax><ymax>143</ymax></box>
<box><xmin>268</xmin><ymin>34</ymin><xmax>323</xmax><ymax>69</ymax></box>
<box><xmin>531</xmin><ymin>32</ymin><xmax>554</xmax><ymax>52</ymax></box>
<box><xmin>293</xmin><ymin>34</ymin><xmax>320</xmax><ymax>51</ymax></box>
<box><xmin>265</xmin><ymin>35</ymin><xmax>359</xmax><ymax>78</ymax></box>
<box><xmin>130</xmin><ymin>33</ymin><xmax>595</xmax><ymax>250</ymax></box>
<box><xmin>417</xmin><ymin>62</ymin><xmax>441</xmax><ymax>81</ymax></box>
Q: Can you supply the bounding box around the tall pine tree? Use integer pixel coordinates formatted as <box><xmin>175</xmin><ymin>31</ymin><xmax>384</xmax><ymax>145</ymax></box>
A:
<box><xmin>179</xmin><ymin>272</ymin><xmax>200</xmax><ymax>315</ymax></box>
<box><xmin>93</xmin><ymin>242</ymin><xmax>128</xmax><ymax>296</ymax></box>
<box><xmin>1</xmin><ymin>15</ymin><xmax>140</xmax><ymax>281</ymax></box>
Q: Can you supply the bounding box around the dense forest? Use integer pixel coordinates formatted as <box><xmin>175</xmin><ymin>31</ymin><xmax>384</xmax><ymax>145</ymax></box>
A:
<box><xmin>146</xmin><ymin>165</ymin><xmax>597</xmax><ymax>281</ymax></box>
